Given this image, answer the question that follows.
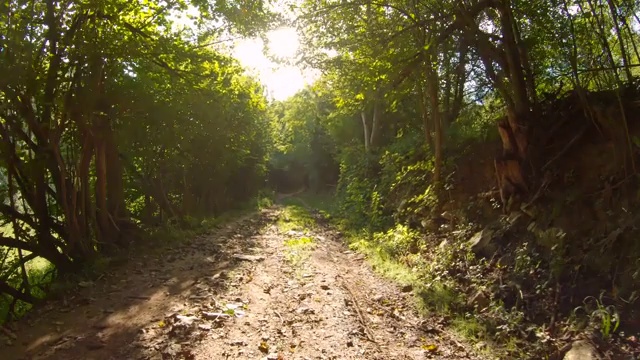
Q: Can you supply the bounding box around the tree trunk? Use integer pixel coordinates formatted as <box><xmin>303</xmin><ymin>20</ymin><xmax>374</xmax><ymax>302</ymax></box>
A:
<box><xmin>95</xmin><ymin>133</ymin><xmax>110</xmax><ymax>244</ymax></box>
<box><xmin>369</xmin><ymin>97</ymin><xmax>383</xmax><ymax>149</ymax></box>
<box><xmin>425</xmin><ymin>58</ymin><xmax>443</xmax><ymax>190</ymax></box>
<box><xmin>419</xmin><ymin>84</ymin><xmax>433</xmax><ymax>149</ymax></box>
<box><xmin>606</xmin><ymin>0</ymin><xmax>633</xmax><ymax>81</ymax></box>
<box><xmin>104</xmin><ymin>120</ymin><xmax>130</xmax><ymax>244</ymax></box>
<box><xmin>361</xmin><ymin>111</ymin><xmax>371</xmax><ymax>152</ymax></box>
<box><xmin>182</xmin><ymin>167</ymin><xmax>193</xmax><ymax>214</ymax></box>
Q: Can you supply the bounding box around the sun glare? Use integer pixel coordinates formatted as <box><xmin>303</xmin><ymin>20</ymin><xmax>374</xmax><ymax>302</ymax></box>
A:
<box><xmin>233</xmin><ymin>27</ymin><xmax>316</xmax><ymax>101</ymax></box>
<box><xmin>267</xmin><ymin>27</ymin><xmax>299</xmax><ymax>58</ymax></box>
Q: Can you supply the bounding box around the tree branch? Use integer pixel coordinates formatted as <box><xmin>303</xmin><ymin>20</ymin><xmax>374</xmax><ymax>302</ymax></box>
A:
<box><xmin>0</xmin><ymin>280</ymin><xmax>38</xmax><ymax>304</ymax></box>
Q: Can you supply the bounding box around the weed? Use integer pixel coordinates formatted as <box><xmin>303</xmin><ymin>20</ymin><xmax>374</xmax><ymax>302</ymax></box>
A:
<box><xmin>573</xmin><ymin>291</ymin><xmax>620</xmax><ymax>339</ymax></box>
<box><xmin>277</xmin><ymin>205</ymin><xmax>316</xmax><ymax>233</ymax></box>
<box><xmin>284</xmin><ymin>236</ymin><xmax>316</xmax><ymax>266</ymax></box>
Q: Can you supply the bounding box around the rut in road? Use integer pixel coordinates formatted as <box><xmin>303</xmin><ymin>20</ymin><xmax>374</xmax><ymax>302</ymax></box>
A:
<box><xmin>6</xmin><ymin>206</ymin><xmax>481</xmax><ymax>360</ymax></box>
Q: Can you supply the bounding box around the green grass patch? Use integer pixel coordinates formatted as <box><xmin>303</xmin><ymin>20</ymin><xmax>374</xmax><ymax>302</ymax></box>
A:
<box><xmin>284</xmin><ymin>235</ymin><xmax>316</xmax><ymax>266</ymax></box>
<box><xmin>348</xmin><ymin>234</ymin><xmax>418</xmax><ymax>286</ymax></box>
<box><xmin>276</xmin><ymin>203</ymin><xmax>319</xmax><ymax>267</ymax></box>
<box><xmin>276</xmin><ymin>204</ymin><xmax>316</xmax><ymax>233</ymax></box>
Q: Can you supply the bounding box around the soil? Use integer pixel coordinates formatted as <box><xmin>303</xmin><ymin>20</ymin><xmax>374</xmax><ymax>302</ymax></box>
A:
<box><xmin>2</xmin><ymin>206</ymin><xmax>482</xmax><ymax>360</ymax></box>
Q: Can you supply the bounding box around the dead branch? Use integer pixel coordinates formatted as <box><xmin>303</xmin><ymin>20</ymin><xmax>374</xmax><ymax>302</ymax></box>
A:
<box><xmin>542</xmin><ymin>125</ymin><xmax>588</xmax><ymax>171</ymax></box>
<box><xmin>337</xmin><ymin>275</ymin><xmax>378</xmax><ymax>345</ymax></box>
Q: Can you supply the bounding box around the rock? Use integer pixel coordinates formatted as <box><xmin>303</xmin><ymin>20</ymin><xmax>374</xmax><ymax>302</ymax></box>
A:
<box><xmin>296</xmin><ymin>306</ymin><xmax>315</xmax><ymax>315</ymax></box>
<box><xmin>420</xmin><ymin>219</ymin><xmax>439</xmax><ymax>232</ymax></box>
<box><xmin>507</xmin><ymin>211</ymin><xmax>526</xmax><ymax>226</ymax></box>
<box><xmin>563</xmin><ymin>340</ymin><xmax>601</xmax><ymax>360</ymax></box>
<box><xmin>467</xmin><ymin>290</ymin><xmax>490</xmax><ymax>310</ymax></box>
<box><xmin>347</xmin><ymin>339</ymin><xmax>354</xmax><ymax>347</ymax></box>
<box><xmin>78</xmin><ymin>281</ymin><xmax>94</xmax><ymax>288</ymax></box>
<box><xmin>441</xmin><ymin>211</ymin><xmax>455</xmax><ymax>221</ymax></box>
<box><xmin>175</xmin><ymin>315</ymin><xmax>198</xmax><ymax>326</ymax></box>
<box><xmin>467</xmin><ymin>228</ymin><xmax>497</xmax><ymax>256</ymax></box>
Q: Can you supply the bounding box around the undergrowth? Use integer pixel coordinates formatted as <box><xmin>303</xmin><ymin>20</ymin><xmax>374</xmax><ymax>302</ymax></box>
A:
<box><xmin>301</xmin><ymin>191</ymin><xmax>554</xmax><ymax>358</ymax></box>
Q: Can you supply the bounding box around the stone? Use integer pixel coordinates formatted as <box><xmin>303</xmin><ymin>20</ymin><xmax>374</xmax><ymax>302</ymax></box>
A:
<box><xmin>563</xmin><ymin>340</ymin><xmax>601</xmax><ymax>360</ymax></box>
<box><xmin>467</xmin><ymin>228</ymin><xmax>498</xmax><ymax>256</ymax></box>
<box><xmin>467</xmin><ymin>290</ymin><xmax>490</xmax><ymax>310</ymax></box>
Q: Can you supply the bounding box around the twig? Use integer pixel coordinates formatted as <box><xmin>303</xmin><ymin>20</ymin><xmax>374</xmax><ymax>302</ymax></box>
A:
<box><xmin>522</xmin><ymin>171</ymin><xmax>553</xmax><ymax>209</ymax></box>
<box><xmin>542</xmin><ymin>124</ymin><xmax>588</xmax><ymax>171</ymax></box>
<box><xmin>587</xmin><ymin>173</ymin><xmax>635</xmax><ymax>196</ymax></box>
<box><xmin>273</xmin><ymin>310</ymin><xmax>284</xmax><ymax>324</ymax></box>
<box><xmin>337</xmin><ymin>275</ymin><xmax>378</xmax><ymax>345</ymax></box>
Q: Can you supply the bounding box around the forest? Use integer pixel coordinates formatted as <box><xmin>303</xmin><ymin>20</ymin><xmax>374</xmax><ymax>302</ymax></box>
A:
<box><xmin>2</xmin><ymin>0</ymin><xmax>640</xmax><ymax>359</ymax></box>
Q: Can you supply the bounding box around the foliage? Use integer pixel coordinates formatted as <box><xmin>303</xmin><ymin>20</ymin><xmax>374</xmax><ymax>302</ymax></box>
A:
<box><xmin>0</xmin><ymin>0</ymin><xmax>276</xmax><ymax>321</ymax></box>
<box><xmin>573</xmin><ymin>292</ymin><xmax>621</xmax><ymax>340</ymax></box>
<box><xmin>268</xmin><ymin>88</ymin><xmax>339</xmax><ymax>192</ymax></box>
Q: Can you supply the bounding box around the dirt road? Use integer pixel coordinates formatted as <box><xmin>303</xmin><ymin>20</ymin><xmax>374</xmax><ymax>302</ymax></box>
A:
<box><xmin>4</xmin><ymin>206</ymin><xmax>480</xmax><ymax>360</ymax></box>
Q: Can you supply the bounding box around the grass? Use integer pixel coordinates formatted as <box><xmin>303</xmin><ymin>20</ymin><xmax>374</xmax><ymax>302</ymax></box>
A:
<box><xmin>275</xmin><ymin>202</ymin><xmax>318</xmax><ymax>267</ymax></box>
<box><xmin>276</xmin><ymin>204</ymin><xmax>316</xmax><ymax>233</ymax></box>
<box><xmin>348</xmin><ymin>235</ymin><xmax>418</xmax><ymax>287</ymax></box>
<box><xmin>284</xmin><ymin>236</ymin><xmax>316</xmax><ymax>266</ymax></box>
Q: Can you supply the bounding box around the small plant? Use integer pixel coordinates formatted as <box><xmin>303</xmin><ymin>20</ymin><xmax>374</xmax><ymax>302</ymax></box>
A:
<box><xmin>284</xmin><ymin>236</ymin><xmax>316</xmax><ymax>266</ymax></box>
<box><xmin>277</xmin><ymin>205</ymin><xmax>316</xmax><ymax>233</ymax></box>
<box><xmin>573</xmin><ymin>292</ymin><xmax>620</xmax><ymax>339</ymax></box>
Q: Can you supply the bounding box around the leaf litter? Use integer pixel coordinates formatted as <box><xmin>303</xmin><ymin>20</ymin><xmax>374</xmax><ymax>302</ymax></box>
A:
<box><xmin>5</xmin><ymin>208</ymin><xmax>482</xmax><ymax>360</ymax></box>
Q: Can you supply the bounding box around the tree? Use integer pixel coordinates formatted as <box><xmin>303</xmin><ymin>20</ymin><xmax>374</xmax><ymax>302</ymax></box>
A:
<box><xmin>0</xmin><ymin>0</ymin><xmax>275</xmax><ymax>318</ymax></box>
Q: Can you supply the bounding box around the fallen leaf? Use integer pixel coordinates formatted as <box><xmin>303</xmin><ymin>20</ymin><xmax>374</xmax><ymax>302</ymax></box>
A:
<box><xmin>259</xmin><ymin>341</ymin><xmax>270</xmax><ymax>353</ymax></box>
<box><xmin>422</xmin><ymin>344</ymin><xmax>439</xmax><ymax>352</ymax></box>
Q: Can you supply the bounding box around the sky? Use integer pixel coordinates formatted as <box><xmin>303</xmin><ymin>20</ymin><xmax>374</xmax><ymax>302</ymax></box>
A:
<box><xmin>232</xmin><ymin>27</ymin><xmax>318</xmax><ymax>101</ymax></box>
<box><xmin>168</xmin><ymin>2</ymin><xmax>318</xmax><ymax>102</ymax></box>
